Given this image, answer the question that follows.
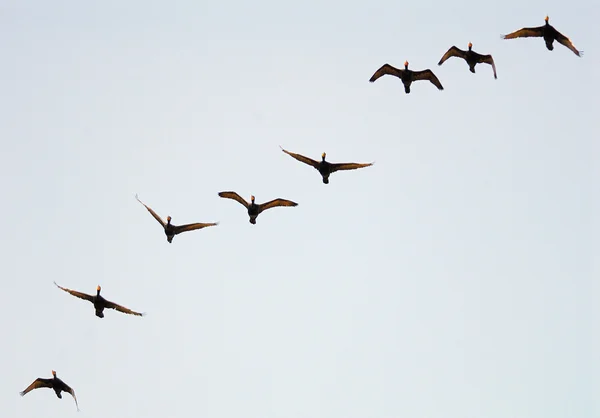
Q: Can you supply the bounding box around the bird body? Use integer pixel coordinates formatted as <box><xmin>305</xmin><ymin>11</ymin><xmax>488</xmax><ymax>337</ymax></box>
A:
<box><xmin>438</xmin><ymin>42</ymin><xmax>497</xmax><ymax>79</ymax></box>
<box><xmin>218</xmin><ymin>192</ymin><xmax>297</xmax><ymax>224</ymax></box>
<box><xmin>369</xmin><ymin>61</ymin><xmax>444</xmax><ymax>94</ymax></box>
<box><xmin>135</xmin><ymin>194</ymin><xmax>218</xmax><ymax>243</ymax></box>
<box><xmin>501</xmin><ymin>16</ymin><xmax>583</xmax><ymax>56</ymax></box>
<box><xmin>280</xmin><ymin>147</ymin><xmax>373</xmax><ymax>184</ymax></box>
<box><xmin>54</xmin><ymin>282</ymin><xmax>145</xmax><ymax>318</ymax></box>
<box><xmin>20</xmin><ymin>370</ymin><xmax>79</xmax><ymax>411</ymax></box>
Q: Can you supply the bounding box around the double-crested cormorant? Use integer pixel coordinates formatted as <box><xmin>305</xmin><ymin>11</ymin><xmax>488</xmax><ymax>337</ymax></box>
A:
<box><xmin>438</xmin><ymin>42</ymin><xmax>497</xmax><ymax>79</ymax></box>
<box><xmin>54</xmin><ymin>282</ymin><xmax>145</xmax><ymax>318</ymax></box>
<box><xmin>135</xmin><ymin>194</ymin><xmax>218</xmax><ymax>243</ymax></box>
<box><xmin>369</xmin><ymin>61</ymin><xmax>444</xmax><ymax>93</ymax></box>
<box><xmin>20</xmin><ymin>370</ymin><xmax>79</xmax><ymax>411</ymax></box>
<box><xmin>501</xmin><ymin>16</ymin><xmax>583</xmax><ymax>57</ymax></box>
<box><xmin>218</xmin><ymin>192</ymin><xmax>297</xmax><ymax>224</ymax></box>
<box><xmin>280</xmin><ymin>146</ymin><xmax>373</xmax><ymax>184</ymax></box>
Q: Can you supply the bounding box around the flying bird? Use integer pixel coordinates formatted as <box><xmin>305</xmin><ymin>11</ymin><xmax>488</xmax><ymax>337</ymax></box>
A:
<box><xmin>54</xmin><ymin>282</ymin><xmax>145</xmax><ymax>318</ymax></box>
<box><xmin>501</xmin><ymin>16</ymin><xmax>583</xmax><ymax>57</ymax></box>
<box><xmin>218</xmin><ymin>192</ymin><xmax>297</xmax><ymax>224</ymax></box>
<box><xmin>280</xmin><ymin>146</ymin><xmax>373</xmax><ymax>184</ymax></box>
<box><xmin>20</xmin><ymin>370</ymin><xmax>79</xmax><ymax>411</ymax></box>
<box><xmin>369</xmin><ymin>61</ymin><xmax>444</xmax><ymax>94</ymax></box>
<box><xmin>135</xmin><ymin>194</ymin><xmax>218</xmax><ymax>243</ymax></box>
<box><xmin>438</xmin><ymin>42</ymin><xmax>497</xmax><ymax>79</ymax></box>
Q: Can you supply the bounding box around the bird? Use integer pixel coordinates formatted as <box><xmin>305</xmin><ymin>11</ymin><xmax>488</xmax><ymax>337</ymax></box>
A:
<box><xmin>369</xmin><ymin>61</ymin><xmax>444</xmax><ymax>94</ymax></box>
<box><xmin>218</xmin><ymin>192</ymin><xmax>297</xmax><ymax>224</ymax></box>
<box><xmin>501</xmin><ymin>16</ymin><xmax>583</xmax><ymax>57</ymax></box>
<box><xmin>280</xmin><ymin>146</ymin><xmax>373</xmax><ymax>184</ymax></box>
<box><xmin>20</xmin><ymin>370</ymin><xmax>79</xmax><ymax>411</ymax></box>
<box><xmin>135</xmin><ymin>194</ymin><xmax>218</xmax><ymax>243</ymax></box>
<box><xmin>54</xmin><ymin>282</ymin><xmax>145</xmax><ymax>318</ymax></box>
<box><xmin>438</xmin><ymin>42</ymin><xmax>497</xmax><ymax>79</ymax></box>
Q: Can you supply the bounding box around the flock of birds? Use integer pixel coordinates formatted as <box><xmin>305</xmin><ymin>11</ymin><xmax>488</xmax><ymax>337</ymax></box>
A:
<box><xmin>18</xmin><ymin>15</ymin><xmax>583</xmax><ymax>413</ymax></box>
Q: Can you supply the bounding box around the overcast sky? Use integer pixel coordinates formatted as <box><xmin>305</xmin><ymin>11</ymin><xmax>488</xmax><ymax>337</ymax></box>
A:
<box><xmin>2</xmin><ymin>1</ymin><xmax>596</xmax><ymax>417</ymax></box>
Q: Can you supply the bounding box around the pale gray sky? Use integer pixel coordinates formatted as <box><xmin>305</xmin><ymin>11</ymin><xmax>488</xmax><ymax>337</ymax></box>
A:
<box><xmin>3</xmin><ymin>1</ymin><xmax>597</xmax><ymax>417</ymax></box>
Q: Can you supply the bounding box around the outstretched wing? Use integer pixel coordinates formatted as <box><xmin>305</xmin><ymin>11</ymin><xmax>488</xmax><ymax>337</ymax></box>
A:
<box><xmin>501</xmin><ymin>26</ymin><xmax>544</xmax><ymax>39</ymax></box>
<box><xmin>135</xmin><ymin>194</ymin><xmax>166</xmax><ymax>227</ymax></box>
<box><xmin>104</xmin><ymin>299</ymin><xmax>145</xmax><ymax>317</ymax></box>
<box><xmin>20</xmin><ymin>378</ymin><xmax>53</xmax><ymax>396</ymax></box>
<box><xmin>258</xmin><ymin>198</ymin><xmax>298</xmax><ymax>214</ymax></box>
<box><xmin>369</xmin><ymin>63</ymin><xmax>404</xmax><ymax>82</ymax></box>
<box><xmin>218</xmin><ymin>191</ymin><xmax>249</xmax><ymax>209</ymax></box>
<box><xmin>438</xmin><ymin>46</ymin><xmax>466</xmax><ymax>65</ymax></box>
<box><xmin>412</xmin><ymin>69</ymin><xmax>444</xmax><ymax>90</ymax></box>
<box><xmin>173</xmin><ymin>222</ymin><xmax>219</xmax><ymax>235</ymax></box>
<box><xmin>60</xmin><ymin>382</ymin><xmax>79</xmax><ymax>411</ymax></box>
<box><xmin>330</xmin><ymin>162</ymin><xmax>374</xmax><ymax>173</ymax></box>
<box><xmin>280</xmin><ymin>146</ymin><xmax>320</xmax><ymax>169</ymax></box>
<box><xmin>475</xmin><ymin>53</ymin><xmax>498</xmax><ymax>79</ymax></box>
<box><xmin>54</xmin><ymin>282</ymin><xmax>94</xmax><ymax>303</ymax></box>
<box><xmin>554</xmin><ymin>30</ymin><xmax>583</xmax><ymax>56</ymax></box>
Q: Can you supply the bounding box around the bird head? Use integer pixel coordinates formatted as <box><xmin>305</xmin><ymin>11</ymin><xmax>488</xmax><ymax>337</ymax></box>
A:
<box><xmin>51</xmin><ymin>370</ymin><xmax>56</xmax><ymax>377</ymax></box>
<box><xmin>96</xmin><ymin>285</ymin><xmax>101</xmax><ymax>292</ymax></box>
<box><xmin>322</xmin><ymin>152</ymin><xmax>326</xmax><ymax>160</ymax></box>
<box><xmin>545</xmin><ymin>16</ymin><xmax>549</xmax><ymax>22</ymax></box>
<box><xmin>404</xmin><ymin>61</ymin><xmax>409</xmax><ymax>68</ymax></box>
<box><xmin>250</xmin><ymin>195</ymin><xmax>255</xmax><ymax>203</ymax></box>
<box><xmin>468</xmin><ymin>42</ymin><xmax>473</xmax><ymax>49</ymax></box>
<box><xmin>166</xmin><ymin>215</ymin><xmax>172</xmax><ymax>223</ymax></box>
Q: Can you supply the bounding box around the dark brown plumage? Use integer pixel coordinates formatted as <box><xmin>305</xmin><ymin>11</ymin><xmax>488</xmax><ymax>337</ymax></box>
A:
<box><xmin>438</xmin><ymin>42</ymin><xmax>497</xmax><ymax>79</ymax></box>
<box><xmin>218</xmin><ymin>192</ymin><xmax>297</xmax><ymax>224</ymax></box>
<box><xmin>20</xmin><ymin>370</ymin><xmax>79</xmax><ymax>411</ymax></box>
<box><xmin>501</xmin><ymin>16</ymin><xmax>583</xmax><ymax>57</ymax></box>
<box><xmin>369</xmin><ymin>61</ymin><xmax>444</xmax><ymax>94</ymax></box>
<box><xmin>280</xmin><ymin>146</ymin><xmax>373</xmax><ymax>184</ymax></box>
<box><xmin>135</xmin><ymin>194</ymin><xmax>218</xmax><ymax>243</ymax></box>
<box><xmin>54</xmin><ymin>282</ymin><xmax>145</xmax><ymax>318</ymax></box>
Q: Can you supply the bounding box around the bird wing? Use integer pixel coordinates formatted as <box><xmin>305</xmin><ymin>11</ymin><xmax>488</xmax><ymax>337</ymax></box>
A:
<box><xmin>104</xmin><ymin>299</ymin><xmax>145</xmax><ymax>317</ymax></box>
<box><xmin>501</xmin><ymin>26</ymin><xmax>544</xmax><ymax>39</ymax></box>
<box><xmin>20</xmin><ymin>378</ymin><xmax>53</xmax><ymax>396</ymax></box>
<box><xmin>61</xmin><ymin>382</ymin><xmax>79</xmax><ymax>411</ymax></box>
<box><xmin>475</xmin><ymin>53</ymin><xmax>498</xmax><ymax>79</ymax></box>
<box><xmin>135</xmin><ymin>194</ymin><xmax>166</xmax><ymax>227</ymax></box>
<box><xmin>218</xmin><ymin>191</ymin><xmax>249</xmax><ymax>209</ymax></box>
<box><xmin>54</xmin><ymin>282</ymin><xmax>94</xmax><ymax>302</ymax></box>
<box><xmin>173</xmin><ymin>222</ymin><xmax>219</xmax><ymax>235</ymax></box>
<box><xmin>554</xmin><ymin>30</ymin><xmax>583</xmax><ymax>56</ymax></box>
<box><xmin>329</xmin><ymin>162</ymin><xmax>374</xmax><ymax>173</ymax></box>
<box><xmin>412</xmin><ymin>69</ymin><xmax>444</xmax><ymax>90</ymax></box>
<box><xmin>369</xmin><ymin>63</ymin><xmax>403</xmax><ymax>82</ymax></box>
<box><xmin>280</xmin><ymin>146</ymin><xmax>320</xmax><ymax>169</ymax></box>
<box><xmin>437</xmin><ymin>46</ymin><xmax>466</xmax><ymax>65</ymax></box>
<box><xmin>258</xmin><ymin>198</ymin><xmax>298</xmax><ymax>214</ymax></box>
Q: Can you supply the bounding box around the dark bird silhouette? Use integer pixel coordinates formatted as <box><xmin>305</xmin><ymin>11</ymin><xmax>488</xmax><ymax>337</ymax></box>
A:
<box><xmin>501</xmin><ymin>16</ymin><xmax>583</xmax><ymax>57</ymax></box>
<box><xmin>280</xmin><ymin>146</ymin><xmax>373</xmax><ymax>184</ymax></box>
<box><xmin>438</xmin><ymin>42</ymin><xmax>497</xmax><ymax>79</ymax></box>
<box><xmin>54</xmin><ymin>282</ymin><xmax>145</xmax><ymax>318</ymax></box>
<box><xmin>20</xmin><ymin>370</ymin><xmax>79</xmax><ymax>411</ymax></box>
<box><xmin>218</xmin><ymin>192</ymin><xmax>297</xmax><ymax>224</ymax></box>
<box><xmin>135</xmin><ymin>194</ymin><xmax>218</xmax><ymax>243</ymax></box>
<box><xmin>369</xmin><ymin>61</ymin><xmax>444</xmax><ymax>94</ymax></box>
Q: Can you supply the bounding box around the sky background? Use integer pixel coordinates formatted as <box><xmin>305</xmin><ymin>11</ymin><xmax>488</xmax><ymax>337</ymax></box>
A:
<box><xmin>2</xmin><ymin>1</ymin><xmax>597</xmax><ymax>417</ymax></box>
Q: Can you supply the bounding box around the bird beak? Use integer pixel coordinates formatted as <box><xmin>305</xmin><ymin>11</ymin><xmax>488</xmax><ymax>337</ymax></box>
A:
<box><xmin>322</xmin><ymin>152</ymin><xmax>326</xmax><ymax>158</ymax></box>
<box><xmin>404</xmin><ymin>60</ymin><xmax>408</xmax><ymax>66</ymax></box>
<box><xmin>468</xmin><ymin>42</ymin><xmax>472</xmax><ymax>48</ymax></box>
<box><xmin>545</xmin><ymin>16</ymin><xmax>549</xmax><ymax>22</ymax></box>
<box><xmin>97</xmin><ymin>285</ymin><xmax>101</xmax><ymax>291</ymax></box>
